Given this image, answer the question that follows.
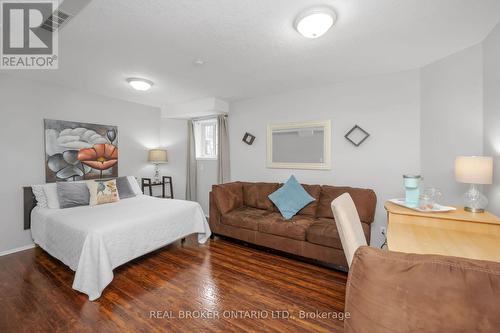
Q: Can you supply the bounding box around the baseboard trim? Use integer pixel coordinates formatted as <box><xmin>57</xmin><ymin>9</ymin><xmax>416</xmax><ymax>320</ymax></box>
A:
<box><xmin>0</xmin><ymin>243</ymin><xmax>36</xmax><ymax>257</ymax></box>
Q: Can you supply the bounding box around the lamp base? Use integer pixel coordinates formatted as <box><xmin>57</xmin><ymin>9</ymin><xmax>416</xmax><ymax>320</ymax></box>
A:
<box><xmin>464</xmin><ymin>207</ymin><xmax>485</xmax><ymax>213</ymax></box>
<box><xmin>153</xmin><ymin>164</ymin><xmax>161</xmax><ymax>183</ymax></box>
<box><xmin>462</xmin><ymin>184</ymin><xmax>488</xmax><ymax>214</ymax></box>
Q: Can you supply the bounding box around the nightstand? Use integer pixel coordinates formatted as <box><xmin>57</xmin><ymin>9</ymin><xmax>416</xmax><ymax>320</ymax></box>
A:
<box><xmin>141</xmin><ymin>176</ymin><xmax>173</xmax><ymax>199</ymax></box>
<box><xmin>385</xmin><ymin>201</ymin><xmax>500</xmax><ymax>263</ymax></box>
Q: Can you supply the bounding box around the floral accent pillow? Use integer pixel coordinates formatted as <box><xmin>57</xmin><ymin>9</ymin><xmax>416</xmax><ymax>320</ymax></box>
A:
<box><xmin>87</xmin><ymin>179</ymin><xmax>120</xmax><ymax>206</ymax></box>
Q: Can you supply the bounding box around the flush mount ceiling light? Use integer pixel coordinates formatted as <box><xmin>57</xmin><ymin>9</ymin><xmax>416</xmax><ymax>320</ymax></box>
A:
<box><xmin>126</xmin><ymin>78</ymin><xmax>154</xmax><ymax>91</ymax></box>
<box><xmin>294</xmin><ymin>7</ymin><xmax>337</xmax><ymax>38</ymax></box>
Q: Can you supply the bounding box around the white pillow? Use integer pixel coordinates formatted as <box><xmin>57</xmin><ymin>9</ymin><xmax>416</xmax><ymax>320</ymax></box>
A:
<box><xmin>127</xmin><ymin>176</ymin><xmax>143</xmax><ymax>196</ymax></box>
<box><xmin>43</xmin><ymin>183</ymin><xmax>60</xmax><ymax>209</ymax></box>
<box><xmin>31</xmin><ymin>183</ymin><xmax>59</xmax><ymax>209</ymax></box>
<box><xmin>32</xmin><ymin>185</ymin><xmax>48</xmax><ymax>208</ymax></box>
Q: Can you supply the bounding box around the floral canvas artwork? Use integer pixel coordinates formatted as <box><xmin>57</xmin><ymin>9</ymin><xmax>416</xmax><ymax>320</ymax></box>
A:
<box><xmin>44</xmin><ymin>119</ymin><xmax>118</xmax><ymax>182</ymax></box>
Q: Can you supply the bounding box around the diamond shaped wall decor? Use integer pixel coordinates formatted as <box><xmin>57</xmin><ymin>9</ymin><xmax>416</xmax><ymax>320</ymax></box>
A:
<box><xmin>345</xmin><ymin>125</ymin><xmax>370</xmax><ymax>147</ymax></box>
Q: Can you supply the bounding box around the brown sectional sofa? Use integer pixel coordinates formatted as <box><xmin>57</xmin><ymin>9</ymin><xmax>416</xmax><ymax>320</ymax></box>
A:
<box><xmin>209</xmin><ymin>181</ymin><xmax>377</xmax><ymax>268</ymax></box>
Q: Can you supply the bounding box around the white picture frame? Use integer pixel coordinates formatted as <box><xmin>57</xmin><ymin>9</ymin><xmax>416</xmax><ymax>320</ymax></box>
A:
<box><xmin>266</xmin><ymin>120</ymin><xmax>331</xmax><ymax>170</ymax></box>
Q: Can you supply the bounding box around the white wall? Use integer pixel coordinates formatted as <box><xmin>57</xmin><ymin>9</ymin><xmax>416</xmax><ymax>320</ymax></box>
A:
<box><xmin>420</xmin><ymin>44</ymin><xmax>484</xmax><ymax>205</ymax></box>
<box><xmin>160</xmin><ymin>115</ymin><xmax>218</xmax><ymax>215</ymax></box>
<box><xmin>159</xmin><ymin>118</ymin><xmax>188</xmax><ymax>200</ymax></box>
<box><xmin>483</xmin><ymin>22</ymin><xmax>500</xmax><ymax>216</ymax></box>
<box><xmin>0</xmin><ymin>75</ymin><xmax>161</xmax><ymax>254</ymax></box>
<box><xmin>229</xmin><ymin>70</ymin><xmax>421</xmax><ymax>247</ymax></box>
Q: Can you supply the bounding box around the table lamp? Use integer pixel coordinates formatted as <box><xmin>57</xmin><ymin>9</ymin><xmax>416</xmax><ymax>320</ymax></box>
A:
<box><xmin>455</xmin><ymin>156</ymin><xmax>493</xmax><ymax>213</ymax></box>
<box><xmin>148</xmin><ymin>149</ymin><xmax>168</xmax><ymax>183</ymax></box>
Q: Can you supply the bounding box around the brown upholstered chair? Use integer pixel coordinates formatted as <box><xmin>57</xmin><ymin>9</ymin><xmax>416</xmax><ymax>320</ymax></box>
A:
<box><xmin>344</xmin><ymin>247</ymin><xmax>500</xmax><ymax>332</ymax></box>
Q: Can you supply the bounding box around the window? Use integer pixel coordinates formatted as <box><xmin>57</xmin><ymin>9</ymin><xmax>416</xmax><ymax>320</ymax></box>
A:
<box><xmin>194</xmin><ymin>118</ymin><xmax>218</xmax><ymax>160</ymax></box>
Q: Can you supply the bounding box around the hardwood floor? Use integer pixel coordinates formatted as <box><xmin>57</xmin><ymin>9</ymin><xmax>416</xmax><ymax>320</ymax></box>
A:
<box><xmin>0</xmin><ymin>237</ymin><xmax>348</xmax><ymax>333</ymax></box>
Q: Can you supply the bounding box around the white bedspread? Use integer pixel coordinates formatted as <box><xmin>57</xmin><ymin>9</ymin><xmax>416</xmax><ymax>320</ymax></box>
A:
<box><xmin>31</xmin><ymin>195</ymin><xmax>211</xmax><ymax>301</ymax></box>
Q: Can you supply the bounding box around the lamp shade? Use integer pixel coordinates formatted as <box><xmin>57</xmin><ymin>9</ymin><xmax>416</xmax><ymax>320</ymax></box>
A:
<box><xmin>455</xmin><ymin>156</ymin><xmax>493</xmax><ymax>185</ymax></box>
<box><xmin>148</xmin><ymin>149</ymin><xmax>168</xmax><ymax>164</ymax></box>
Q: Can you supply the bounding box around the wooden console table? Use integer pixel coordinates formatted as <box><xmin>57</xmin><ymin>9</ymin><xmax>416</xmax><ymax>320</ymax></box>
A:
<box><xmin>141</xmin><ymin>176</ymin><xmax>173</xmax><ymax>199</ymax></box>
<box><xmin>385</xmin><ymin>201</ymin><xmax>500</xmax><ymax>263</ymax></box>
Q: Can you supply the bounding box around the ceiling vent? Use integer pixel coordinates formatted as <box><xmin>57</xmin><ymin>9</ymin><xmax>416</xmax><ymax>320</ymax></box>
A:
<box><xmin>41</xmin><ymin>0</ymin><xmax>92</xmax><ymax>32</ymax></box>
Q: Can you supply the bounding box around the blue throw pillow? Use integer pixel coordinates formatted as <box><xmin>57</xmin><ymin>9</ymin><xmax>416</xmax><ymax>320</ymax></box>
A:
<box><xmin>268</xmin><ymin>175</ymin><xmax>315</xmax><ymax>220</ymax></box>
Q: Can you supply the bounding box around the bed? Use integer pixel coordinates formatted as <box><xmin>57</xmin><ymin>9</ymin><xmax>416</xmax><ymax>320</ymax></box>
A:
<box><xmin>28</xmin><ymin>193</ymin><xmax>211</xmax><ymax>301</ymax></box>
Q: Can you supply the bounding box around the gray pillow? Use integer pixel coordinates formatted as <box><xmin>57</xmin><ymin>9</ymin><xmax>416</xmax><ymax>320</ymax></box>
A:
<box><xmin>116</xmin><ymin>176</ymin><xmax>136</xmax><ymax>199</ymax></box>
<box><xmin>57</xmin><ymin>182</ymin><xmax>90</xmax><ymax>209</ymax></box>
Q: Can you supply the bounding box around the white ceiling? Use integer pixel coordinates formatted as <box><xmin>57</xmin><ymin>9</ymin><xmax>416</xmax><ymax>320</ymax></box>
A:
<box><xmin>9</xmin><ymin>0</ymin><xmax>500</xmax><ymax>110</ymax></box>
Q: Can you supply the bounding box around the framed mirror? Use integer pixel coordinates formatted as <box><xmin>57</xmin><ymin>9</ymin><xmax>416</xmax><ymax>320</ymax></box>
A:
<box><xmin>267</xmin><ymin>120</ymin><xmax>331</xmax><ymax>170</ymax></box>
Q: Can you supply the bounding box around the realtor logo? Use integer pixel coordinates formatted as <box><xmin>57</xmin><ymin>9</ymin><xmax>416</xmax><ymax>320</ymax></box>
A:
<box><xmin>1</xmin><ymin>0</ymin><xmax>58</xmax><ymax>69</ymax></box>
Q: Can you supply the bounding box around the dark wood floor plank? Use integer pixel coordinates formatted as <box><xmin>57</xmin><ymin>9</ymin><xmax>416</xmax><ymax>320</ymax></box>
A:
<box><xmin>0</xmin><ymin>236</ymin><xmax>347</xmax><ymax>333</ymax></box>
<box><xmin>205</xmin><ymin>246</ymin><xmax>347</xmax><ymax>309</ymax></box>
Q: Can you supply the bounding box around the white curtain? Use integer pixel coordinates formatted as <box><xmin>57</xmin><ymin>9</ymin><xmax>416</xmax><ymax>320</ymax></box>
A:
<box><xmin>217</xmin><ymin>115</ymin><xmax>230</xmax><ymax>184</ymax></box>
<box><xmin>186</xmin><ymin>120</ymin><xmax>197</xmax><ymax>201</ymax></box>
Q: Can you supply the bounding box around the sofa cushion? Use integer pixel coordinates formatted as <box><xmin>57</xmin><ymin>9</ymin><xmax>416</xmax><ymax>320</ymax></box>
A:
<box><xmin>213</xmin><ymin>182</ymin><xmax>244</xmax><ymax>214</ymax></box>
<box><xmin>306</xmin><ymin>218</ymin><xmax>343</xmax><ymax>249</ymax></box>
<box><xmin>243</xmin><ymin>182</ymin><xmax>280</xmax><ymax>211</ymax></box>
<box><xmin>268</xmin><ymin>176</ymin><xmax>315</xmax><ymax>220</ymax></box>
<box><xmin>221</xmin><ymin>207</ymin><xmax>270</xmax><ymax>231</ymax></box>
<box><xmin>306</xmin><ymin>218</ymin><xmax>371</xmax><ymax>249</ymax></box>
<box><xmin>297</xmin><ymin>184</ymin><xmax>321</xmax><ymax>217</ymax></box>
<box><xmin>317</xmin><ymin>186</ymin><xmax>377</xmax><ymax>223</ymax></box>
<box><xmin>258</xmin><ymin>213</ymin><xmax>315</xmax><ymax>241</ymax></box>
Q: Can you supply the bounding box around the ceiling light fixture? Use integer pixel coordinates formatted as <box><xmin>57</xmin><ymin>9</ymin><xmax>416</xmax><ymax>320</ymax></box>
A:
<box><xmin>294</xmin><ymin>7</ymin><xmax>337</xmax><ymax>39</ymax></box>
<box><xmin>126</xmin><ymin>78</ymin><xmax>154</xmax><ymax>91</ymax></box>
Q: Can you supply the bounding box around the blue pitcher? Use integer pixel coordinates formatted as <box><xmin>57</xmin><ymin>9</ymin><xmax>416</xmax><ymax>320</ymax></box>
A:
<box><xmin>403</xmin><ymin>175</ymin><xmax>422</xmax><ymax>208</ymax></box>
